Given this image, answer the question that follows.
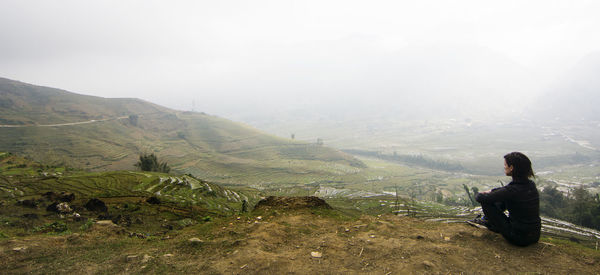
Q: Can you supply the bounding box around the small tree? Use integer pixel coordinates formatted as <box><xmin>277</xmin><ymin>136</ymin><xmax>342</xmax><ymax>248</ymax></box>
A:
<box><xmin>463</xmin><ymin>184</ymin><xmax>477</xmax><ymax>206</ymax></box>
<box><xmin>135</xmin><ymin>153</ymin><xmax>170</xmax><ymax>173</ymax></box>
<box><xmin>128</xmin><ymin>114</ymin><xmax>139</xmax><ymax>126</ymax></box>
<box><xmin>241</xmin><ymin>200</ymin><xmax>248</xmax><ymax>212</ymax></box>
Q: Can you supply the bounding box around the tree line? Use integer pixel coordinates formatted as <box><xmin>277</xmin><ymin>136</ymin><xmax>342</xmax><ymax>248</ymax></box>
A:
<box><xmin>540</xmin><ymin>185</ymin><xmax>600</xmax><ymax>230</ymax></box>
<box><xmin>343</xmin><ymin>149</ymin><xmax>464</xmax><ymax>172</ymax></box>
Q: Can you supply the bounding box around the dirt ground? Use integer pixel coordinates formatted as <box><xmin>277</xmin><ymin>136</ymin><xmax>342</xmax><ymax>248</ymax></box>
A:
<box><xmin>0</xmin><ymin>197</ymin><xmax>598</xmax><ymax>274</ymax></box>
<box><xmin>2</xmin><ymin>209</ymin><xmax>599</xmax><ymax>274</ymax></box>
<box><xmin>200</xmin><ymin>213</ymin><xmax>599</xmax><ymax>274</ymax></box>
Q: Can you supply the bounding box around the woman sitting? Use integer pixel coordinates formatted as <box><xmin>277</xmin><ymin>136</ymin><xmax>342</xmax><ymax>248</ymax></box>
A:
<box><xmin>472</xmin><ymin>152</ymin><xmax>541</xmax><ymax>246</ymax></box>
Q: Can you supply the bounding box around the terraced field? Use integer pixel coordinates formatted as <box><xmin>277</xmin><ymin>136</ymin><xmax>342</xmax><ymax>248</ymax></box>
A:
<box><xmin>0</xmin><ymin>153</ymin><xmax>261</xmax><ymax>213</ymax></box>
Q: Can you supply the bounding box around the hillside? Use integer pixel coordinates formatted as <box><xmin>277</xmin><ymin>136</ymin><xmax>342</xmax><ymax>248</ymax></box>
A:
<box><xmin>0</xmin><ymin>77</ymin><xmax>363</xmax><ymax>185</ymax></box>
<box><xmin>1</xmin><ymin>206</ymin><xmax>598</xmax><ymax>274</ymax></box>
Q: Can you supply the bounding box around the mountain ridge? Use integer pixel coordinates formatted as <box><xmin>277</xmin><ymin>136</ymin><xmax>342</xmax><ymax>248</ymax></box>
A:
<box><xmin>0</xmin><ymin>77</ymin><xmax>364</xmax><ymax>185</ymax></box>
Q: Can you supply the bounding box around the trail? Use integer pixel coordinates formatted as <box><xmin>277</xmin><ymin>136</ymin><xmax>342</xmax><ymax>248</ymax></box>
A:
<box><xmin>0</xmin><ymin>116</ymin><xmax>129</xmax><ymax>128</ymax></box>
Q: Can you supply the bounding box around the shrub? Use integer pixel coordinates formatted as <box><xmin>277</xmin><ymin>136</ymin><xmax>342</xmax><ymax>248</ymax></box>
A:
<box><xmin>79</xmin><ymin>219</ymin><xmax>94</xmax><ymax>231</ymax></box>
<box><xmin>135</xmin><ymin>153</ymin><xmax>170</xmax><ymax>173</ymax></box>
<box><xmin>33</xmin><ymin>221</ymin><xmax>68</xmax><ymax>233</ymax></box>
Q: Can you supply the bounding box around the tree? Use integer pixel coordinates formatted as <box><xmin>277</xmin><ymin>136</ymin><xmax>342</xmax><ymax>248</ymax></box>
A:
<box><xmin>570</xmin><ymin>186</ymin><xmax>595</xmax><ymax>228</ymax></box>
<box><xmin>241</xmin><ymin>200</ymin><xmax>248</xmax><ymax>212</ymax></box>
<box><xmin>316</xmin><ymin>138</ymin><xmax>324</xmax><ymax>146</ymax></box>
<box><xmin>135</xmin><ymin>153</ymin><xmax>170</xmax><ymax>173</ymax></box>
<box><xmin>128</xmin><ymin>114</ymin><xmax>139</xmax><ymax>126</ymax></box>
<box><xmin>463</xmin><ymin>184</ymin><xmax>477</xmax><ymax>206</ymax></box>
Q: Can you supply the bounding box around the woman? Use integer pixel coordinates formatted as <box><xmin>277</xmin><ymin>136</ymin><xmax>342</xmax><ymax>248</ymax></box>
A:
<box><xmin>472</xmin><ymin>152</ymin><xmax>541</xmax><ymax>246</ymax></box>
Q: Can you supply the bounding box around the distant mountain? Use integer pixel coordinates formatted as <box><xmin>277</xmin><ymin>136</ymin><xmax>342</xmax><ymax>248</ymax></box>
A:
<box><xmin>0</xmin><ymin>77</ymin><xmax>364</xmax><ymax>185</ymax></box>
<box><xmin>532</xmin><ymin>52</ymin><xmax>600</xmax><ymax>122</ymax></box>
<box><xmin>0</xmin><ymin>77</ymin><xmax>170</xmax><ymax>125</ymax></box>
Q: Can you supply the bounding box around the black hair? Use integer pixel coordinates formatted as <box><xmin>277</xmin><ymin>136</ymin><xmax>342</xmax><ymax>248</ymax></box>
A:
<box><xmin>504</xmin><ymin>152</ymin><xmax>535</xmax><ymax>179</ymax></box>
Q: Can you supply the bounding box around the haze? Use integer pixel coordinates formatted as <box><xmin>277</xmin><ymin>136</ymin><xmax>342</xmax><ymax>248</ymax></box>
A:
<box><xmin>1</xmin><ymin>0</ymin><xmax>599</xmax><ymax>122</ymax></box>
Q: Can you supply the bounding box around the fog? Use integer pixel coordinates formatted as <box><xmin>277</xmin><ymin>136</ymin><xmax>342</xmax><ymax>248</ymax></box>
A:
<box><xmin>1</xmin><ymin>0</ymin><xmax>599</xmax><ymax>122</ymax></box>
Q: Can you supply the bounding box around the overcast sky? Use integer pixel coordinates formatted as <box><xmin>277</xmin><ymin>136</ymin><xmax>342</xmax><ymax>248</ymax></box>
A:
<box><xmin>1</xmin><ymin>0</ymin><xmax>599</xmax><ymax>119</ymax></box>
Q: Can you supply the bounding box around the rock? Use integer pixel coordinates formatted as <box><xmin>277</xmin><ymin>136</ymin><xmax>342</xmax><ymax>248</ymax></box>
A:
<box><xmin>85</xmin><ymin>198</ymin><xmax>107</xmax><ymax>212</ymax></box>
<box><xmin>311</xmin><ymin>251</ymin><xmax>322</xmax><ymax>258</ymax></box>
<box><xmin>423</xmin><ymin>260</ymin><xmax>435</xmax><ymax>268</ymax></box>
<box><xmin>46</xmin><ymin>202</ymin><xmax>60</xmax><ymax>213</ymax></box>
<box><xmin>345</xmin><ymin>228</ymin><xmax>350</xmax><ymax>232</ymax></box>
<box><xmin>256</xmin><ymin>216</ymin><xmax>262</xmax><ymax>220</ymax></box>
<box><xmin>56</xmin><ymin>202</ymin><xmax>72</xmax><ymax>213</ymax></box>
<box><xmin>146</xmin><ymin>196</ymin><xmax>161</xmax><ymax>204</ymax></box>
<box><xmin>129</xmin><ymin>232</ymin><xmax>146</xmax><ymax>239</ymax></box>
<box><xmin>12</xmin><ymin>247</ymin><xmax>28</xmax><ymax>253</ymax></box>
<box><xmin>127</xmin><ymin>255</ymin><xmax>139</xmax><ymax>262</ymax></box>
<box><xmin>189</xmin><ymin>237</ymin><xmax>203</xmax><ymax>244</ymax></box>
<box><xmin>17</xmin><ymin>199</ymin><xmax>38</xmax><ymax>208</ymax></box>
<box><xmin>72</xmin><ymin>213</ymin><xmax>83</xmax><ymax>221</ymax></box>
<box><xmin>96</xmin><ymin>220</ymin><xmax>117</xmax><ymax>226</ymax></box>
<box><xmin>113</xmin><ymin>215</ymin><xmax>132</xmax><ymax>226</ymax></box>
<box><xmin>142</xmin><ymin>254</ymin><xmax>153</xmax><ymax>263</ymax></box>
<box><xmin>163</xmin><ymin>254</ymin><xmax>174</xmax><ymax>257</ymax></box>
<box><xmin>369</xmin><ymin>235</ymin><xmax>376</xmax><ymax>238</ymax></box>
<box><xmin>42</xmin><ymin>191</ymin><xmax>75</xmax><ymax>202</ymax></box>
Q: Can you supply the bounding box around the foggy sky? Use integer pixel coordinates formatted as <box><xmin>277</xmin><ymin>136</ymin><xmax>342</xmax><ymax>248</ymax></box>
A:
<box><xmin>1</xmin><ymin>0</ymin><xmax>599</xmax><ymax>119</ymax></box>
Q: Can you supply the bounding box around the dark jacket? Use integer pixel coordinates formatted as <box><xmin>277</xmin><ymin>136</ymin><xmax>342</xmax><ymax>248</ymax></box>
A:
<box><xmin>475</xmin><ymin>178</ymin><xmax>541</xmax><ymax>238</ymax></box>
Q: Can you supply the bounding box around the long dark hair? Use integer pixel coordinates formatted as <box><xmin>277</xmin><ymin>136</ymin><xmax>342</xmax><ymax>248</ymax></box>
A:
<box><xmin>504</xmin><ymin>152</ymin><xmax>535</xmax><ymax>179</ymax></box>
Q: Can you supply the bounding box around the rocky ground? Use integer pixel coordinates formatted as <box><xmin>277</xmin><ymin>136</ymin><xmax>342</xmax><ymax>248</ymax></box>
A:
<box><xmin>1</xmin><ymin>197</ymin><xmax>599</xmax><ymax>274</ymax></box>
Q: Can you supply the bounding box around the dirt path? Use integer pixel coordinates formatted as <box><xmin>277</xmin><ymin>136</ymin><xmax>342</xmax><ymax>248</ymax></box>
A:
<box><xmin>0</xmin><ymin>116</ymin><xmax>129</xmax><ymax>128</ymax></box>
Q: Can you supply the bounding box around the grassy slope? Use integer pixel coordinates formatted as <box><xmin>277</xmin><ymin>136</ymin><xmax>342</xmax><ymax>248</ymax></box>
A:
<box><xmin>1</xmin><ymin>208</ymin><xmax>598</xmax><ymax>274</ymax></box>
<box><xmin>0</xmin><ymin>77</ymin><xmax>363</xmax><ymax>185</ymax></box>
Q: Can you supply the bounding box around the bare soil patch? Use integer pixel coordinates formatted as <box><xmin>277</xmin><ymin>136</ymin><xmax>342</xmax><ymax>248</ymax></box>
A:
<box><xmin>253</xmin><ymin>196</ymin><xmax>332</xmax><ymax>211</ymax></box>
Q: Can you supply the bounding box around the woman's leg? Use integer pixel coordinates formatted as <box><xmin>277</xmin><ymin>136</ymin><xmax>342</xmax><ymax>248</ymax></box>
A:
<box><xmin>480</xmin><ymin>202</ymin><xmax>510</xmax><ymax>234</ymax></box>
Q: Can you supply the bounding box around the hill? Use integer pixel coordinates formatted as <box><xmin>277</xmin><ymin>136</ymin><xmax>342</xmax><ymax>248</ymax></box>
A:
<box><xmin>1</xmin><ymin>206</ymin><xmax>598</xmax><ymax>274</ymax></box>
<box><xmin>0</xmin><ymin>77</ymin><xmax>364</xmax><ymax>185</ymax></box>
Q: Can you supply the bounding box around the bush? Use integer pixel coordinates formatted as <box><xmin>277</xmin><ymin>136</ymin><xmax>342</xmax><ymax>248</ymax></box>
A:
<box><xmin>135</xmin><ymin>153</ymin><xmax>170</xmax><ymax>173</ymax></box>
<box><xmin>79</xmin><ymin>219</ymin><xmax>94</xmax><ymax>231</ymax></box>
<box><xmin>33</xmin><ymin>221</ymin><xmax>68</xmax><ymax>233</ymax></box>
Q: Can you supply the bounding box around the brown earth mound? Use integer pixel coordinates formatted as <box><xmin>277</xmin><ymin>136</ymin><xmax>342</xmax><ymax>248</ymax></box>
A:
<box><xmin>253</xmin><ymin>196</ymin><xmax>332</xmax><ymax>210</ymax></box>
